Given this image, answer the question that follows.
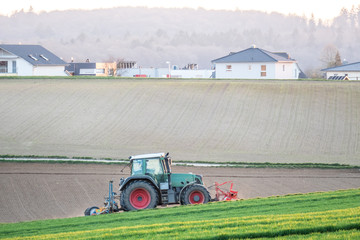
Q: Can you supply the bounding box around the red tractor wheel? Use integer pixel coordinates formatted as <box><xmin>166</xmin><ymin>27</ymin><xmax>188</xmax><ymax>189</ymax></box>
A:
<box><xmin>181</xmin><ymin>185</ymin><xmax>210</xmax><ymax>205</ymax></box>
<box><xmin>129</xmin><ymin>188</ymin><xmax>151</xmax><ymax>209</ymax></box>
<box><xmin>188</xmin><ymin>190</ymin><xmax>205</xmax><ymax>204</ymax></box>
<box><xmin>121</xmin><ymin>180</ymin><xmax>158</xmax><ymax>211</ymax></box>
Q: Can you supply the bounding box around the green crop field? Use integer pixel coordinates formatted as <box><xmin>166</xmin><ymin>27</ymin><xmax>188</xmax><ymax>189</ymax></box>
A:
<box><xmin>1</xmin><ymin>188</ymin><xmax>359</xmax><ymax>239</ymax></box>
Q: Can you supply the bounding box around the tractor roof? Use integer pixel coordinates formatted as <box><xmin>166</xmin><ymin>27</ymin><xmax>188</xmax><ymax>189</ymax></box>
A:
<box><xmin>129</xmin><ymin>152</ymin><xmax>165</xmax><ymax>160</ymax></box>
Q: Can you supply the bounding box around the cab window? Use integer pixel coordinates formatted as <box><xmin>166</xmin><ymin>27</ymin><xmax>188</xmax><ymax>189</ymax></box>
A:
<box><xmin>146</xmin><ymin>159</ymin><xmax>164</xmax><ymax>175</ymax></box>
<box><xmin>131</xmin><ymin>159</ymin><xmax>143</xmax><ymax>175</ymax></box>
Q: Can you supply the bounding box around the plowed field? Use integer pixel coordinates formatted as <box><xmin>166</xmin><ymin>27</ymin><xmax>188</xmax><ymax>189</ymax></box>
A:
<box><xmin>1</xmin><ymin>162</ymin><xmax>360</xmax><ymax>223</ymax></box>
<box><xmin>0</xmin><ymin>79</ymin><xmax>359</xmax><ymax>164</ymax></box>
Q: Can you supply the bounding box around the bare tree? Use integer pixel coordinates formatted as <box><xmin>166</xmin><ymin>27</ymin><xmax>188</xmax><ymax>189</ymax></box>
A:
<box><xmin>320</xmin><ymin>44</ymin><xmax>340</xmax><ymax>68</ymax></box>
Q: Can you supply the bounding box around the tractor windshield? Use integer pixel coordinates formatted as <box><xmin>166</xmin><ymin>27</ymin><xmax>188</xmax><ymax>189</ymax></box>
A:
<box><xmin>145</xmin><ymin>159</ymin><xmax>164</xmax><ymax>175</ymax></box>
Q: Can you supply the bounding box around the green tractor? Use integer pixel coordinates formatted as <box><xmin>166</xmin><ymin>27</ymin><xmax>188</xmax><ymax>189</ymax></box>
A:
<box><xmin>85</xmin><ymin>152</ymin><xmax>211</xmax><ymax>215</ymax></box>
<box><xmin>120</xmin><ymin>152</ymin><xmax>210</xmax><ymax>210</ymax></box>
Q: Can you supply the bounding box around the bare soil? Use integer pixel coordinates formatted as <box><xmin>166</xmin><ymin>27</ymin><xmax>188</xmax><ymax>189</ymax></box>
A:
<box><xmin>1</xmin><ymin>162</ymin><xmax>359</xmax><ymax>223</ymax></box>
<box><xmin>0</xmin><ymin>79</ymin><xmax>359</xmax><ymax>164</ymax></box>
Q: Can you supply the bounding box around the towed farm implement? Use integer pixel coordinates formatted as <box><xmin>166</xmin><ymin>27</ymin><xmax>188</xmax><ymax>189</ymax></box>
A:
<box><xmin>85</xmin><ymin>152</ymin><xmax>237</xmax><ymax>215</ymax></box>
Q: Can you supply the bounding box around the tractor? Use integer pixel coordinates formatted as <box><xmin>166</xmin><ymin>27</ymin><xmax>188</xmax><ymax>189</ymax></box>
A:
<box><xmin>85</xmin><ymin>152</ymin><xmax>236</xmax><ymax>215</ymax></box>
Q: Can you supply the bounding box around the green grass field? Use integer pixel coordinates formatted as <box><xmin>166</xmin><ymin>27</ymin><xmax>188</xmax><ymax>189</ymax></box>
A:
<box><xmin>1</xmin><ymin>189</ymin><xmax>359</xmax><ymax>239</ymax></box>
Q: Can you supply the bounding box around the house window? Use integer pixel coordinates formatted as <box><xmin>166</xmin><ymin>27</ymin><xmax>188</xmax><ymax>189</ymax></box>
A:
<box><xmin>261</xmin><ymin>65</ymin><xmax>266</xmax><ymax>77</ymax></box>
<box><xmin>96</xmin><ymin>69</ymin><xmax>105</xmax><ymax>74</ymax></box>
<box><xmin>249</xmin><ymin>65</ymin><xmax>252</xmax><ymax>70</ymax></box>
<box><xmin>226</xmin><ymin>65</ymin><xmax>232</xmax><ymax>71</ymax></box>
<box><xmin>0</xmin><ymin>61</ymin><xmax>8</xmax><ymax>73</ymax></box>
<box><xmin>12</xmin><ymin>61</ymin><xmax>16</xmax><ymax>73</ymax></box>
<box><xmin>283</xmin><ymin>65</ymin><xmax>285</xmax><ymax>71</ymax></box>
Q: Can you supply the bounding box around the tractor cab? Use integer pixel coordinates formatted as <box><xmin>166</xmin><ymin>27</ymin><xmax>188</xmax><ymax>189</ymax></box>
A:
<box><xmin>130</xmin><ymin>152</ymin><xmax>171</xmax><ymax>184</ymax></box>
<box><xmin>130</xmin><ymin>152</ymin><xmax>171</xmax><ymax>175</ymax></box>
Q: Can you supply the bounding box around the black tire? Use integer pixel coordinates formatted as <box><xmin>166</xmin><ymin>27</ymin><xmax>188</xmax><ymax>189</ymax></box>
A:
<box><xmin>120</xmin><ymin>180</ymin><xmax>159</xmax><ymax>211</ymax></box>
<box><xmin>181</xmin><ymin>184</ymin><xmax>210</xmax><ymax>205</ymax></box>
<box><xmin>84</xmin><ymin>206</ymin><xmax>99</xmax><ymax>216</ymax></box>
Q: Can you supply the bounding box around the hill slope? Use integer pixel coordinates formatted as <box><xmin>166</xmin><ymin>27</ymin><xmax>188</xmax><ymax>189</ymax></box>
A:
<box><xmin>0</xmin><ymin>79</ymin><xmax>359</xmax><ymax>164</ymax></box>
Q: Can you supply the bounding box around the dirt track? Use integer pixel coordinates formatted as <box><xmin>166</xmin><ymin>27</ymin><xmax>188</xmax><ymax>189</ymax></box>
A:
<box><xmin>1</xmin><ymin>162</ymin><xmax>359</xmax><ymax>223</ymax></box>
<box><xmin>0</xmin><ymin>79</ymin><xmax>359</xmax><ymax>164</ymax></box>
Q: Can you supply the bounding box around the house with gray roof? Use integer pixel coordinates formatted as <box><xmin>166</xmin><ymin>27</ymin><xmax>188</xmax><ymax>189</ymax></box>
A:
<box><xmin>321</xmin><ymin>62</ymin><xmax>360</xmax><ymax>80</ymax></box>
<box><xmin>212</xmin><ymin>46</ymin><xmax>303</xmax><ymax>79</ymax></box>
<box><xmin>0</xmin><ymin>44</ymin><xmax>68</xmax><ymax>76</ymax></box>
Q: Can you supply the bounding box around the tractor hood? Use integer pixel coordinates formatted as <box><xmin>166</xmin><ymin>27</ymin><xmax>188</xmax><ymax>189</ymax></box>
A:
<box><xmin>171</xmin><ymin>173</ymin><xmax>202</xmax><ymax>187</ymax></box>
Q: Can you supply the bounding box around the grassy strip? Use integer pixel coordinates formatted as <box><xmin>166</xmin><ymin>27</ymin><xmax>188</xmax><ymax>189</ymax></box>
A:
<box><xmin>0</xmin><ymin>189</ymin><xmax>359</xmax><ymax>239</ymax></box>
<box><xmin>6</xmin><ymin>207</ymin><xmax>360</xmax><ymax>239</ymax></box>
<box><xmin>1</xmin><ymin>155</ymin><xmax>359</xmax><ymax>169</ymax></box>
<box><xmin>174</xmin><ymin>160</ymin><xmax>360</xmax><ymax>169</ymax></box>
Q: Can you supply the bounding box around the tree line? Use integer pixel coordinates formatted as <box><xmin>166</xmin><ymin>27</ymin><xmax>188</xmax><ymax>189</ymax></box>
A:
<box><xmin>0</xmin><ymin>6</ymin><xmax>359</xmax><ymax>76</ymax></box>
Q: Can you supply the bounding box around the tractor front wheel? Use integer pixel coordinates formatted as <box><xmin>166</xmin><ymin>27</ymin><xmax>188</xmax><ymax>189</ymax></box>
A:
<box><xmin>181</xmin><ymin>185</ymin><xmax>210</xmax><ymax>205</ymax></box>
<box><xmin>120</xmin><ymin>180</ymin><xmax>158</xmax><ymax>211</ymax></box>
<box><xmin>84</xmin><ymin>206</ymin><xmax>99</xmax><ymax>216</ymax></box>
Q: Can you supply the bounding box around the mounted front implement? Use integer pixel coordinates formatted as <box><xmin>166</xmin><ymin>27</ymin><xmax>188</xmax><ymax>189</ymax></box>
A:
<box><xmin>85</xmin><ymin>152</ymin><xmax>237</xmax><ymax>216</ymax></box>
<box><xmin>84</xmin><ymin>181</ymin><xmax>119</xmax><ymax>216</ymax></box>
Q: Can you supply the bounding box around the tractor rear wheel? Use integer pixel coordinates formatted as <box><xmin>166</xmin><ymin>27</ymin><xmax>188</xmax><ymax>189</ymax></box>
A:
<box><xmin>84</xmin><ymin>206</ymin><xmax>99</xmax><ymax>216</ymax></box>
<box><xmin>181</xmin><ymin>185</ymin><xmax>210</xmax><ymax>205</ymax></box>
<box><xmin>120</xmin><ymin>180</ymin><xmax>158</xmax><ymax>211</ymax></box>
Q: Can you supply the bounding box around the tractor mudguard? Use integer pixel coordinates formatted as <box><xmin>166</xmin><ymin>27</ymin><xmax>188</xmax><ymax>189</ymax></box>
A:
<box><xmin>119</xmin><ymin>175</ymin><xmax>160</xmax><ymax>192</ymax></box>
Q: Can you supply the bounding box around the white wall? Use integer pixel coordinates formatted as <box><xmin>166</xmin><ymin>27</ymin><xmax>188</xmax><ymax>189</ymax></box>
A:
<box><xmin>170</xmin><ymin>69</ymin><xmax>214</xmax><ymax>78</ymax></box>
<box><xmin>33</xmin><ymin>65</ymin><xmax>67</xmax><ymax>76</ymax></box>
<box><xmin>117</xmin><ymin>68</ymin><xmax>213</xmax><ymax>78</ymax></box>
<box><xmin>215</xmin><ymin>62</ymin><xmax>276</xmax><ymax>79</ymax></box>
<box><xmin>326</xmin><ymin>71</ymin><xmax>360</xmax><ymax>80</ymax></box>
<box><xmin>274</xmin><ymin>62</ymin><xmax>299</xmax><ymax>79</ymax></box>
<box><xmin>16</xmin><ymin>58</ymin><xmax>34</xmax><ymax>76</ymax></box>
<box><xmin>118</xmin><ymin>68</ymin><xmax>168</xmax><ymax>78</ymax></box>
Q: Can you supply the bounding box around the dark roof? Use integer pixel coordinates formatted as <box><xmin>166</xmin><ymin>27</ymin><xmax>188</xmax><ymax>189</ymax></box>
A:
<box><xmin>212</xmin><ymin>47</ymin><xmax>295</xmax><ymax>63</ymax></box>
<box><xmin>65</xmin><ymin>62</ymin><xmax>96</xmax><ymax>75</ymax></box>
<box><xmin>0</xmin><ymin>44</ymin><xmax>67</xmax><ymax>66</ymax></box>
<box><xmin>321</xmin><ymin>62</ymin><xmax>360</xmax><ymax>72</ymax></box>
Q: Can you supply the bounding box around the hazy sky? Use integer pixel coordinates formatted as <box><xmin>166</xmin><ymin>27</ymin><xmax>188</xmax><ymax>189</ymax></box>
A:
<box><xmin>2</xmin><ymin>0</ymin><xmax>359</xmax><ymax>20</ymax></box>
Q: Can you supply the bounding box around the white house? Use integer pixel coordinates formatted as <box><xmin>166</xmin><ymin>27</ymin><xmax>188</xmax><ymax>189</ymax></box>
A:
<box><xmin>321</xmin><ymin>62</ymin><xmax>360</xmax><ymax>80</ymax></box>
<box><xmin>0</xmin><ymin>44</ymin><xmax>68</xmax><ymax>76</ymax></box>
<box><xmin>212</xmin><ymin>46</ymin><xmax>304</xmax><ymax>79</ymax></box>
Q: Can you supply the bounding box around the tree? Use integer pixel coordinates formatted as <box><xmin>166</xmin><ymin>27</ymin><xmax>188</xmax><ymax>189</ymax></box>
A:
<box><xmin>334</xmin><ymin>51</ymin><xmax>342</xmax><ymax>66</ymax></box>
<box><xmin>320</xmin><ymin>44</ymin><xmax>341</xmax><ymax>68</ymax></box>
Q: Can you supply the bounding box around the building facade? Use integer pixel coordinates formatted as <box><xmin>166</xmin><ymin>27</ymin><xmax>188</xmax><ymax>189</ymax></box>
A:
<box><xmin>65</xmin><ymin>62</ymin><xmax>117</xmax><ymax>76</ymax></box>
<box><xmin>212</xmin><ymin>46</ymin><xmax>302</xmax><ymax>79</ymax></box>
<box><xmin>321</xmin><ymin>62</ymin><xmax>360</xmax><ymax>80</ymax></box>
<box><xmin>0</xmin><ymin>44</ymin><xmax>67</xmax><ymax>76</ymax></box>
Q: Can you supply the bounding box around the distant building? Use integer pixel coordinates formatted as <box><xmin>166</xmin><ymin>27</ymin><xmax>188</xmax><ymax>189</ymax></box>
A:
<box><xmin>117</xmin><ymin>61</ymin><xmax>137</xmax><ymax>69</ymax></box>
<box><xmin>117</xmin><ymin>67</ymin><xmax>214</xmax><ymax>78</ymax></box>
<box><xmin>65</xmin><ymin>62</ymin><xmax>117</xmax><ymax>76</ymax></box>
<box><xmin>321</xmin><ymin>62</ymin><xmax>360</xmax><ymax>80</ymax></box>
<box><xmin>0</xmin><ymin>44</ymin><xmax>67</xmax><ymax>76</ymax></box>
<box><xmin>211</xmin><ymin>46</ymin><xmax>304</xmax><ymax>79</ymax></box>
